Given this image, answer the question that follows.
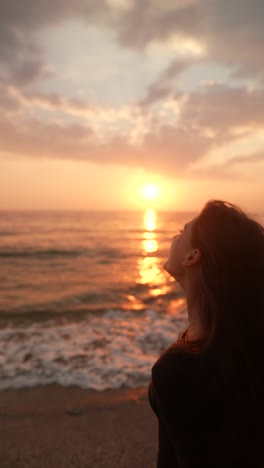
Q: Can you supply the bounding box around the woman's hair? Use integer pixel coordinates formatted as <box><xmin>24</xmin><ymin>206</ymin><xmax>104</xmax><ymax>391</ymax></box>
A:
<box><xmin>188</xmin><ymin>199</ymin><xmax>263</xmax><ymax>354</ymax></box>
<box><xmin>164</xmin><ymin>199</ymin><xmax>264</xmax><ymax>436</ymax></box>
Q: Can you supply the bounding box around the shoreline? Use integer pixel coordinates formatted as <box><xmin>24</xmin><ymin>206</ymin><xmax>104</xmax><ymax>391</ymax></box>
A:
<box><xmin>0</xmin><ymin>383</ymin><xmax>157</xmax><ymax>468</ymax></box>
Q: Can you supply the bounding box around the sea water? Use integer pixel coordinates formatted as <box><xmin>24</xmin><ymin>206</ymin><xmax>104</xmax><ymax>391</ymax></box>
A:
<box><xmin>0</xmin><ymin>208</ymin><xmax>262</xmax><ymax>390</ymax></box>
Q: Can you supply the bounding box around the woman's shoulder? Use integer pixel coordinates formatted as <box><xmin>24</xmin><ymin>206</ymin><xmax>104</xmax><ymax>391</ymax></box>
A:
<box><xmin>151</xmin><ymin>339</ymin><xmax>218</xmax><ymax>396</ymax></box>
<box><xmin>150</xmin><ymin>341</ymin><xmax>225</xmax><ymax>430</ymax></box>
<box><xmin>152</xmin><ymin>339</ymin><xmax>203</xmax><ymax>372</ymax></box>
<box><xmin>152</xmin><ymin>343</ymin><xmax>197</xmax><ymax>385</ymax></box>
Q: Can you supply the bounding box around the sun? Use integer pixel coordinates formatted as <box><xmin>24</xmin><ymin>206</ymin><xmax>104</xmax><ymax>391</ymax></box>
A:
<box><xmin>143</xmin><ymin>183</ymin><xmax>160</xmax><ymax>200</ymax></box>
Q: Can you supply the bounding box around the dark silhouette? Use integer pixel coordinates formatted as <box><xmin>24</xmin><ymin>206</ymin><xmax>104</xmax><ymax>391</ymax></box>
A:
<box><xmin>148</xmin><ymin>199</ymin><xmax>264</xmax><ymax>467</ymax></box>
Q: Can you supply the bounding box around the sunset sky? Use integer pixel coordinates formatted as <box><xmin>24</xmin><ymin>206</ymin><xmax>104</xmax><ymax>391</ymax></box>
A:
<box><xmin>0</xmin><ymin>0</ymin><xmax>263</xmax><ymax>212</ymax></box>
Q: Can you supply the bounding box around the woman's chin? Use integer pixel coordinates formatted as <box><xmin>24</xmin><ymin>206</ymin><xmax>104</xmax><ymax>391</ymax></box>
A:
<box><xmin>163</xmin><ymin>261</ymin><xmax>184</xmax><ymax>287</ymax></box>
<box><xmin>163</xmin><ymin>259</ymin><xmax>172</xmax><ymax>274</ymax></box>
<box><xmin>163</xmin><ymin>260</ymin><xmax>176</xmax><ymax>278</ymax></box>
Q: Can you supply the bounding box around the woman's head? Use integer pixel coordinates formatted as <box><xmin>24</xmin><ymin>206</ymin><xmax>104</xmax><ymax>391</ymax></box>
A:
<box><xmin>164</xmin><ymin>199</ymin><xmax>264</xmax><ymax>355</ymax></box>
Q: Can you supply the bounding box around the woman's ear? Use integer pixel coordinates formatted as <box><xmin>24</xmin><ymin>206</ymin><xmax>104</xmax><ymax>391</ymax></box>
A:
<box><xmin>182</xmin><ymin>249</ymin><xmax>201</xmax><ymax>266</ymax></box>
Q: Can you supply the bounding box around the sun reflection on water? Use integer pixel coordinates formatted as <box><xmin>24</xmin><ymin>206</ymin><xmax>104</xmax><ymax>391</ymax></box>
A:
<box><xmin>144</xmin><ymin>208</ymin><xmax>156</xmax><ymax>232</ymax></box>
<box><xmin>142</xmin><ymin>209</ymin><xmax>158</xmax><ymax>254</ymax></box>
<box><xmin>136</xmin><ymin>208</ymin><xmax>169</xmax><ymax>294</ymax></box>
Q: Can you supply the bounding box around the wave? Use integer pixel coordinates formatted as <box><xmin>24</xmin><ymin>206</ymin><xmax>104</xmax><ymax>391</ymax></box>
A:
<box><xmin>0</xmin><ymin>230</ymin><xmax>21</xmax><ymax>236</ymax></box>
<box><xmin>0</xmin><ymin>246</ymin><xmax>167</xmax><ymax>259</ymax></box>
<box><xmin>0</xmin><ymin>247</ymin><xmax>85</xmax><ymax>258</ymax></box>
<box><xmin>0</xmin><ymin>306</ymin><xmax>188</xmax><ymax>390</ymax></box>
<box><xmin>0</xmin><ymin>246</ymin><xmax>127</xmax><ymax>259</ymax></box>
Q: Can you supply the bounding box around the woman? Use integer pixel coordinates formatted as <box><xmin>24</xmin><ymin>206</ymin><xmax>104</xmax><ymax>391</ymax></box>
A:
<box><xmin>148</xmin><ymin>199</ymin><xmax>264</xmax><ymax>467</ymax></box>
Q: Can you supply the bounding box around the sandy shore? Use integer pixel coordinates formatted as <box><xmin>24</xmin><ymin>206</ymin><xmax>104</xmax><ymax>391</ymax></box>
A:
<box><xmin>0</xmin><ymin>384</ymin><xmax>158</xmax><ymax>468</ymax></box>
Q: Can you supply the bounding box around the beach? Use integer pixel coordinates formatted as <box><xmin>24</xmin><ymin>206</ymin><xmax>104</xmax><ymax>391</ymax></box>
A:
<box><xmin>0</xmin><ymin>210</ymin><xmax>184</xmax><ymax>468</ymax></box>
<box><xmin>0</xmin><ymin>384</ymin><xmax>157</xmax><ymax>468</ymax></box>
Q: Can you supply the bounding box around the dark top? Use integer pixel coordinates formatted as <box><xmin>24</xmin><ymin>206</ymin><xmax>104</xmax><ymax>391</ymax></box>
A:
<box><xmin>148</xmin><ymin>342</ymin><xmax>262</xmax><ymax>468</ymax></box>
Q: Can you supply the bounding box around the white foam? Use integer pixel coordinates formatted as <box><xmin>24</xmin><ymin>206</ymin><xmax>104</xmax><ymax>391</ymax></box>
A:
<box><xmin>0</xmin><ymin>302</ymin><xmax>188</xmax><ymax>390</ymax></box>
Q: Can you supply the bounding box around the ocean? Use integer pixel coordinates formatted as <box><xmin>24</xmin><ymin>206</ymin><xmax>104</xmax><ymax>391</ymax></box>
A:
<box><xmin>0</xmin><ymin>208</ymin><xmax>263</xmax><ymax>391</ymax></box>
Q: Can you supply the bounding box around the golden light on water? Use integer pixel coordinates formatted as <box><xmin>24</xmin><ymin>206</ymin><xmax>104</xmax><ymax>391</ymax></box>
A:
<box><xmin>137</xmin><ymin>256</ymin><xmax>163</xmax><ymax>286</ymax></box>
<box><xmin>123</xmin><ymin>208</ymin><xmax>171</xmax><ymax>311</ymax></box>
<box><xmin>144</xmin><ymin>208</ymin><xmax>156</xmax><ymax>231</ymax></box>
<box><xmin>142</xmin><ymin>209</ymin><xmax>157</xmax><ymax>253</ymax></box>
<box><xmin>142</xmin><ymin>232</ymin><xmax>158</xmax><ymax>254</ymax></box>
<box><xmin>136</xmin><ymin>208</ymin><xmax>167</xmax><ymax>291</ymax></box>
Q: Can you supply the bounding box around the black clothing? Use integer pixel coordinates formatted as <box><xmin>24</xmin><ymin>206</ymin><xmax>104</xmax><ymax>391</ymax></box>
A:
<box><xmin>148</xmin><ymin>343</ymin><xmax>262</xmax><ymax>468</ymax></box>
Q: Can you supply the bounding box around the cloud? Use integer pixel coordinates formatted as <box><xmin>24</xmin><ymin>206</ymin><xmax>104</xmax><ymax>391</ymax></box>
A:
<box><xmin>139</xmin><ymin>124</ymin><xmax>213</xmax><ymax>177</ymax></box>
<box><xmin>139</xmin><ymin>83</ymin><xmax>173</xmax><ymax>108</ymax></box>
<box><xmin>203</xmin><ymin>0</ymin><xmax>264</xmax><ymax>78</ymax></box>
<box><xmin>0</xmin><ymin>0</ymin><xmax>264</xmax><ymax>183</ymax></box>
<box><xmin>0</xmin><ymin>109</ymin><xmax>240</xmax><ymax>182</ymax></box>
<box><xmin>6</xmin><ymin>87</ymin><xmax>92</xmax><ymax>114</ymax></box>
<box><xmin>139</xmin><ymin>58</ymin><xmax>194</xmax><ymax>107</ymax></box>
<box><xmin>0</xmin><ymin>83</ymin><xmax>21</xmax><ymax>111</ymax></box>
<box><xmin>0</xmin><ymin>23</ymin><xmax>48</xmax><ymax>85</ymax></box>
<box><xmin>113</xmin><ymin>0</ymin><xmax>264</xmax><ymax>79</ymax></box>
<box><xmin>1</xmin><ymin>0</ymin><xmax>264</xmax><ymax>89</ymax></box>
<box><xmin>188</xmin><ymin>150</ymin><xmax>264</xmax><ymax>181</ymax></box>
<box><xmin>0</xmin><ymin>85</ymin><xmax>144</xmax><ymax>144</ymax></box>
<box><xmin>0</xmin><ymin>0</ymin><xmax>109</xmax><ymax>85</ymax></box>
<box><xmin>11</xmin><ymin>59</ymin><xmax>54</xmax><ymax>86</ymax></box>
<box><xmin>0</xmin><ymin>116</ymin><xmax>95</xmax><ymax>159</ymax></box>
<box><xmin>228</xmin><ymin>151</ymin><xmax>264</xmax><ymax>166</ymax></box>
<box><xmin>0</xmin><ymin>0</ymin><xmax>106</xmax><ymax>31</ymax></box>
<box><xmin>0</xmin><ymin>110</ymin><xmax>212</xmax><ymax>178</ymax></box>
<box><xmin>179</xmin><ymin>84</ymin><xmax>264</xmax><ymax>140</ymax></box>
<box><xmin>2</xmin><ymin>0</ymin><xmax>264</xmax><ymax>79</ymax></box>
<box><xmin>115</xmin><ymin>0</ymin><xmax>201</xmax><ymax>51</ymax></box>
<box><xmin>1</xmin><ymin>81</ymin><xmax>264</xmax><ymax>181</ymax></box>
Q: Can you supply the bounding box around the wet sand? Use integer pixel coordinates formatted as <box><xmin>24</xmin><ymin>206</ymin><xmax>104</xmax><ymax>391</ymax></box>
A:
<box><xmin>0</xmin><ymin>384</ymin><xmax>158</xmax><ymax>468</ymax></box>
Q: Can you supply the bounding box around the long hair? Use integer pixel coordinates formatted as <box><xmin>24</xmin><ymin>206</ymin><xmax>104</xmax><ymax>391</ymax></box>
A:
<box><xmin>187</xmin><ymin>200</ymin><xmax>263</xmax><ymax>350</ymax></box>
<box><xmin>164</xmin><ymin>200</ymin><xmax>264</xmax><ymax>452</ymax></box>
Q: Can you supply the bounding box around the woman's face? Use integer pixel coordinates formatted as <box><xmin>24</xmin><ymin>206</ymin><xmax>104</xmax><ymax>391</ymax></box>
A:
<box><xmin>163</xmin><ymin>216</ymin><xmax>200</xmax><ymax>286</ymax></box>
